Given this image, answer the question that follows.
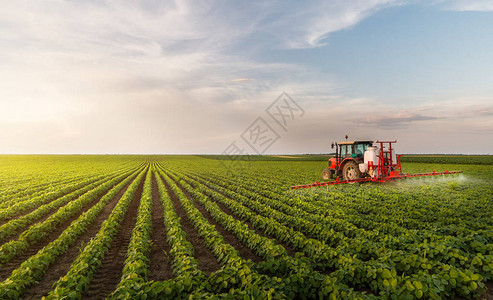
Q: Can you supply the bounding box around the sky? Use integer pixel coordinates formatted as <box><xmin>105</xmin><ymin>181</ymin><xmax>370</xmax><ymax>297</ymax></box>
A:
<box><xmin>1</xmin><ymin>0</ymin><xmax>492</xmax><ymax>154</ymax></box>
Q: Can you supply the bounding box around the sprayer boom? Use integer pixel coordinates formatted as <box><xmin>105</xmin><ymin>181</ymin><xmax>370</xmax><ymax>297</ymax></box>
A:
<box><xmin>290</xmin><ymin>170</ymin><xmax>463</xmax><ymax>189</ymax></box>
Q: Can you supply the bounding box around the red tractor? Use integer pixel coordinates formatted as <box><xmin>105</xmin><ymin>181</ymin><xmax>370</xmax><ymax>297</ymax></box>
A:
<box><xmin>321</xmin><ymin>140</ymin><xmax>374</xmax><ymax>181</ymax></box>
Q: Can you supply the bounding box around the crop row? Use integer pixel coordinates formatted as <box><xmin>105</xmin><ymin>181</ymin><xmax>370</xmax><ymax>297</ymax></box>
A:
<box><xmin>0</xmin><ymin>167</ymin><xmax>141</xmax><ymax>268</ymax></box>
<box><xmin>0</xmin><ymin>173</ymin><xmax>104</xmax><ymax>209</ymax></box>
<box><xmin>157</xmin><ymin>167</ymin><xmax>271</xmax><ymax>298</ymax></box>
<box><xmin>202</xmin><ymin>169</ymin><xmax>493</xmax><ymax>261</ymax></box>
<box><xmin>230</xmin><ymin>167</ymin><xmax>492</xmax><ymax>235</ymax></box>
<box><xmin>0</xmin><ymin>166</ymin><xmax>131</xmax><ymax>224</ymax></box>
<box><xmin>162</xmin><ymin>167</ymin><xmax>370</xmax><ymax>299</ymax></box>
<box><xmin>0</xmin><ymin>167</ymin><xmax>142</xmax><ymax>299</ymax></box>
<box><xmin>178</xmin><ymin>169</ymin><xmax>485</xmax><ymax>298</ymax></box>
<box><xmin>0</xmin><ymin>156</ymin><xmax>144</xmax><ymax>202</ymax></box>
<box><xmin>47</xmin><ymin>167</ymin><xmax>147</xmax><ymax>299</ymax></box>
<box><xmin>111</xmin><ymin>166</ymin><xmax>154</xmax><ymax>298</ymax></box>
<box><xmin>156</xmin><ymin>166</ymin><xmax>352</xmax><ymax>298</ymax></box>
<box><xmin>195</xmin><ymin>172</ymin><xmax>492</xmax><ymax>281</ymax></box>
<box><xmin>0</xmin><ymin>168</ymin><xmax>137</xmax><ymax>244</ymax></box>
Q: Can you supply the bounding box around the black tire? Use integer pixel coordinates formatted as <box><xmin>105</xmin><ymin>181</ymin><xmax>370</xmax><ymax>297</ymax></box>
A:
<box><xmin>321</xmin><ymin>168</ymin><xmax>334</xmax><ymax>180</ymax></box>
<box><xmin>342</xmin><ymin>161</ymin><xmax>362</xmax><ymax>181</ymax></box>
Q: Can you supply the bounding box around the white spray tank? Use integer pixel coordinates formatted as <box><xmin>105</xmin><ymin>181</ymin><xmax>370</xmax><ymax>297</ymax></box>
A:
<box><xmin>361</xmin><ymin>146</ymin><xmax>378</xmax><ymax>177</ymax></box>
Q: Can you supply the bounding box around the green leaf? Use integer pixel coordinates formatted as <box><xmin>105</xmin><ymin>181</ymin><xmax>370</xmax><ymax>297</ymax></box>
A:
<box><xmin>413</xmin><ymin>281</ymin><xmax>423</xmax><ymax>290</ymax></box>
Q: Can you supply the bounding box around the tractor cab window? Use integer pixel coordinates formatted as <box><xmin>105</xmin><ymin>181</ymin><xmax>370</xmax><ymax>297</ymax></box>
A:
<box><xmin>340</xmin><ymin>145</ymin><xmax>350</xmax><ymax>157</ymax></box>
<box><xmin>340</xmin><ymin>145</ymin><xmax>345</xmax><ymax>157</ymax></box>
<box><xmin>355</xmin><ymin>143</ymin><xmax>369</xmax><ymax>157</ymax></box>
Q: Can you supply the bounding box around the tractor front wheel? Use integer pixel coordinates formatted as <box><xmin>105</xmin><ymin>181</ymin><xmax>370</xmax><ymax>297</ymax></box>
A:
<box><xmin>342</xmin><ymin>161</ymin><xmax>362</xmax><ymax>181</ymax></box>
<box><xmin>321</xmin><ymin>168</ymin><xmax>334</xmax><ymax>180</ymax></box>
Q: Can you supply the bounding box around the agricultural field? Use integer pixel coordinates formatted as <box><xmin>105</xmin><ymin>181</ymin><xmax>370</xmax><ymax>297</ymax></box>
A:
<box><xmin>400</xmin><ymin>155</ymin><xmax>493</xmax><ymax>165</ymax></box>
<box><xmin>0</xmin><ymin>155</ymin><xmax>491</xmax><ymax>299</ymax></box>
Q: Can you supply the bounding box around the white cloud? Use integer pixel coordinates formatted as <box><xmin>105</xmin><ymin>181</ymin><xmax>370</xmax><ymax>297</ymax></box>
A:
<box><xmin>434</xmin><ymin>0</ymin><xmax>493</xmax><ymax>11</ymax></box>
<box><xmin>265</xmin><ymin>0</ymin><xmax>403</xmax><ymax>48</ymax></box>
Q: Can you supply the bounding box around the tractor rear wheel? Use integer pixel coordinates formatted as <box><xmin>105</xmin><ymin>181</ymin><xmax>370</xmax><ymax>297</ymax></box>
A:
<box><xmin>342</xmin><ymin>161</ymin><xmax>362</xmax><ymax>181</ymax></box>
<box><xmin>321</xmin><ymin>168</ymin><xmax>334</xmax><ymax>180</ymax></box>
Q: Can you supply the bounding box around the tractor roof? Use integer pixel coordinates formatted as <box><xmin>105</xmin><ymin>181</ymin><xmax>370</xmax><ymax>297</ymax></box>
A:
<box><xmin>337</xmin><ymin>140</ymin><xmax>373</xmax><ymax>145</ymax></box>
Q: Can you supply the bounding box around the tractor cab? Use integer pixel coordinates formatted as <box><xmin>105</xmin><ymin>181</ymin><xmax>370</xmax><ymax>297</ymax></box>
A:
<box><xmin>338</xmin><ymin>141</ymin><xmax>373</xmax><ymax>159</ymax></box>
<box><xmin>322</xmin><ymin>140</ymin><xmax>373</xmax><ymax>180</ymax></box>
